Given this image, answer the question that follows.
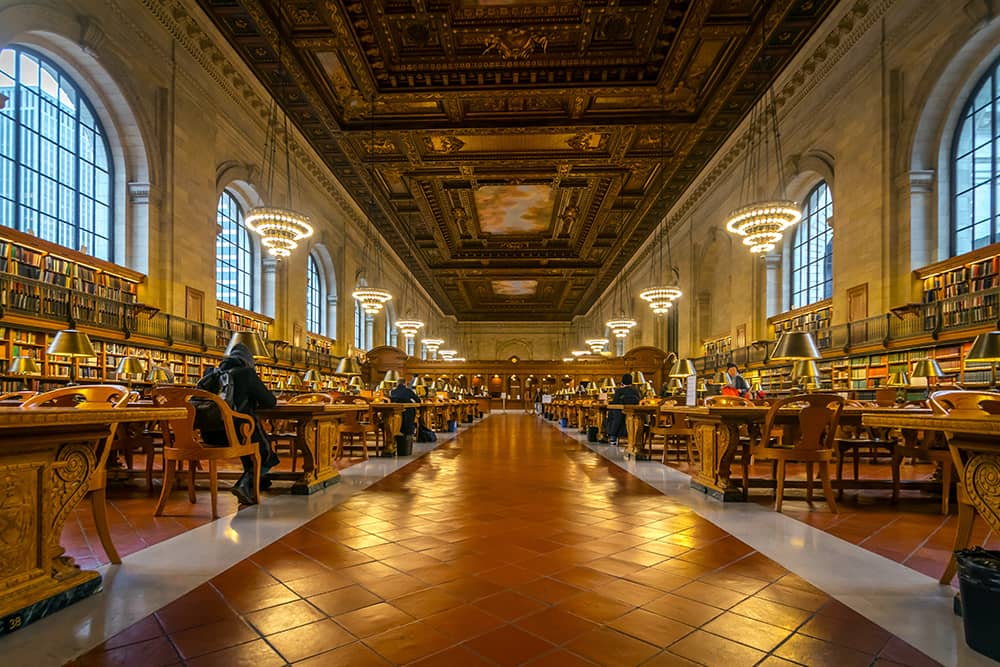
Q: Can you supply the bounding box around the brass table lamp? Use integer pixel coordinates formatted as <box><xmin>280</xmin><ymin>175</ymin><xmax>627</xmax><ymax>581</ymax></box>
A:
<box><xmin>771</xmin><ymin>331</ymin><xmax>821</xmax><ymax>360</ymax></box>
<box><xmin>47</xmin><ymin>329</ymin><xmax>97</xmax><ymax>385</ymax></box>
<box><xmin>147</xmin><ymin>366</ymin><xmax>172</xmax><ymax>385</ymax></box>
<box><xmin>668</xmin><ymin>359</ymin><xmax>696</xmax><ymax>378</ymax></box>
<box><xmin>911</xmin><ymin>358</ymin><xmax>944</xmax><ymax>395</ymax></box>
<box><xmin>8</xmin><ymin>356</ymin><xmax>41</xmax><ymax>390</ymax></box>
<box><xmin>966</xmin><ymin>331</ymin><xmax>1000</xmax><ymax>388</ymax></box>
<box><xmin>225</xmin><ymin>331</ymin><xmax>270</xmax><ymax>360</ymax></box>
<box><xmin>116</xmin><ymin>356</ymin><xmax>146</xmax><ymax>390</ymax></box>
<box><xmin>335</xmin><ymin>356</ymin><xmax>362</xmax><ymax>376</ymax></box>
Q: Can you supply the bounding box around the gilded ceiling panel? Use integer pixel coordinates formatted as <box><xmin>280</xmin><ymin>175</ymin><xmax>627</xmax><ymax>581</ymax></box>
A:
<box><xmin>196</xmin><ymin>0</ymin><xmax>838</xmax><ymax>320</ymax></box>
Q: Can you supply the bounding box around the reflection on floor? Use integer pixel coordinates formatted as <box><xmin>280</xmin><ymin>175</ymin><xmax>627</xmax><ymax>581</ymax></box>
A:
<box><xmin>59</xmin><ymin>414</ymin><xmax>958</xmax><ymax>667</ymax></box>
<box><xmin>63</xmin><ymin>456</ymin><xmax>373</xmax><ymax>570</ymax></box>
<box><xmin>662</xmin><ymin>460</ymin><xmax>1000</xmax><ymax>583</ymax></box>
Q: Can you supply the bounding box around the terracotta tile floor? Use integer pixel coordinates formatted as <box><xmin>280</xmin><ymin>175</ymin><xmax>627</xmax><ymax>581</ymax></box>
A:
<box><xmin>62</xmin><ymin>455</ymin><xmax>371</xmax><ymax>570</ymax></box>
<box><xmin>665</xmin><ymin>458</ymin><xmax>999</xmax><ymax>583</ymax></box>
<box><xmin>69</xmin><ymin>415</ymin><xmax>943</xmax><ymax>666</ymax></box>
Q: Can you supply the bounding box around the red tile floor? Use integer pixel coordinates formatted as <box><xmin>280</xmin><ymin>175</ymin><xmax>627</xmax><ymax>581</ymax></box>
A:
<box><xmin>69</xmin><ymin>415</ymin><xmax>944</xmax><ymax>666</ymax></box>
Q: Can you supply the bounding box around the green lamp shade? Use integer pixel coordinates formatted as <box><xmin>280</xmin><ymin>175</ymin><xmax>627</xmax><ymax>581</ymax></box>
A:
<box><xmin>335</xmin><ymin>356</ymin><xmax>362</xmax><ymax>376</ymax></box>
<box><xmin>47</xmin><ymin>329</ymin><xmax>97</xmax><ymax>358</ymax></box>
<box><xmin>116</xmin><ymin>356</ymin><xmax>146</xmax><ymax>378</ymax></box>
<box><xmin>967</xmin><ymin>331</ymin><xmax>1000</xmax><ymax>361</ymax></box>
<box><xmin>8</xmin><ymin>356</ymin><xmax>41</xmax><ymax>375</ymax></box>
<box><xmin>669</xmin><ymin>359</ymin><xmax>696</xmax><ymax>377</ymax></box>
<box><xmin>886</xmin><ymin>371</ymin><xmax>910</xmax><ymax>387</ymax></box>
<box><xmin>911</xmin><ymin>358</ymin><xmax>944</xmax><ymax>378</ymax></box>
<box><xmin>225</xmin><ymin>331</ymin><xmax>269</xmax><ymax>360</ymax></box>
<box><xmin>771</xmin><ymin>331</ymin><xmax>820</xmax><ymax>360</ymax></box>
<box><xmin>790</xmin><ymin>360</ymin><xmax>819</xmax><ymax>380</ymax></box>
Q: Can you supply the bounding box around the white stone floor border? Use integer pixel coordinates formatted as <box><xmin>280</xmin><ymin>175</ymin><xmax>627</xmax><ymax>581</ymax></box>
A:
<box><xmin>1</xmin><ymin>418</ymin><xmax>481</xmax><ymax>667</ymax></box>
<box><xmin>546</xmin><ymin>417</ymin><xmax>998</xmax><ymax>666</ymax></box>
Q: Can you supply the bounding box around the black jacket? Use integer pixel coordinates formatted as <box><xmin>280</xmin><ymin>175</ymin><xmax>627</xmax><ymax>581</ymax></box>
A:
<box><xmin>197</xmin><ymin>356</ymin><xmax>276</xmax><ymax>446</ymax></box>
<box><xmin>605</xmin><ymin>384</ymin><xmax>642</xmax><ymax>437</ymax></box>
<box><xmin>389</xmin><ymin>384</ymin><xmax>420</xmax><ymax>434</ymax></box>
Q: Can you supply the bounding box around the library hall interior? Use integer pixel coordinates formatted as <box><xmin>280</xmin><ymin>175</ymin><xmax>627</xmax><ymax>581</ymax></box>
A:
<box><xmin>4</xmin><ymin>0</ymin><xmax>1000</xmax><ymax>665</ymax></box>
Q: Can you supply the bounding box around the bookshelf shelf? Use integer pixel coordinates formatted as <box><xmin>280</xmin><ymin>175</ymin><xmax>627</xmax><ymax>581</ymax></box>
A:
<box><xmin>918</xmin><ymin>243</ymin><xmax>1000</xmax><ymax>330</ymax></box>
<box><xmin>769</xmin><ymin>300</ymin><xmax>833</xmax><ymax>348</ymax></box>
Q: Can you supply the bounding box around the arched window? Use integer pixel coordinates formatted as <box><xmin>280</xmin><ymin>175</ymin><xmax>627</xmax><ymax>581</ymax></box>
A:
<box><xmin>0</xmin><ymin>46</ymin><xmax>113</xmax><ymax>259</ymax></box>
<box><xmin>216</xmin><ymin>190</ymin><xmax>253</xmax><ymax>310</ymax></box>
<box><xmin>306</xmin><ymin>253</ymin><xmax>324</xmax><ymax>334</ymax></box>
<box><xmin>790</xmin><ymin>181</ymin><xmax>833</xmax><ymax>309</ymax></box>
<box><xmin>354</xmin><ymin>300</ymin><xmax>366</xmax><ymax>350</ymax></box>
<box><xmin>952</xmin><ymin>64</ymin><xmax>1000</xmax><ymax>255</ymax></box>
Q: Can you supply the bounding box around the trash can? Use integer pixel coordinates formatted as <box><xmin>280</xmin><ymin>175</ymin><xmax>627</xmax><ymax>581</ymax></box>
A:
<box><xmin>587</xmin><ymin>426</ymin><xmax>599</xmax><ymax>442</ymax></box>
<box><xmin>447</xmin><ymin>419</ymin><xmax>458</xmax><ymax>432</ymax></box>
<box><xmin>559</xmin><ymin>418</ymin><xmax>568</xmax><ymax>428</ymax></box>
<box><xmin>956</xmin><ymin>547</ymin><xmax>1000</xmax><ymax>660</ymax></box>
<box><xmin>394</xmin><ymin>435</ymin><xmax>413</xmax><ymax>456</ymax></box>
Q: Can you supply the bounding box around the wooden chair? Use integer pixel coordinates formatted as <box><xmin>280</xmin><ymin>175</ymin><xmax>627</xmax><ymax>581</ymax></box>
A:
<box><xmin>929</xmin><ymin>390</ymin><xmax>1000</xmax><ymax>582</ymax></box>
<box><xmin>270</xmin><ymin>393</ymin><xmax>333</xmax><ymax>471</ymax></box>
<box><xmin>646</xmin><ymin>401</ymin><xmax>695</xmax><ymax>464</ymax></box>
<box><xmin>22</xmin><ymin>384</ymin><xmax>132</xmax><ymax>564</ymax></box>
<box><xmin>751</xmin><ymin>393</ymin><xmax>845</xmax><ymax>513</ymax></box>
<box><xmin>835</xmin><ymin>400</ymin><xmax>896</xmax><ymax>499</ymax></box>
<box><xmin>150</xmin><ymin>387</ymin><xmax>259</xmax><ymax>519</ymax></box>
<box><xmin>0</xmin><ymin>390</ymin><xmax>37</xmax><ymax>402</ymax></box>
<box><xmin>334</xmin><ymin>404</ymin><xmax>380</xmax><ymax>459</ymax></box>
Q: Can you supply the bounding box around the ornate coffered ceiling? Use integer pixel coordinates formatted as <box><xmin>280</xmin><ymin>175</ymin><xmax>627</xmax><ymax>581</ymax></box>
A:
<box><xmin>197</xmin><ymin>0</ymin><xmax>836</xmax><ymax>321</ymax></box>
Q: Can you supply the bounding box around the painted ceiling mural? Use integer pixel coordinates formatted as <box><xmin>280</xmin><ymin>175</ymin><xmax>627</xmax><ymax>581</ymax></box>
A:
<box><xmin>196</xmin><ymin>0</ymin><xmax>837</xmax><ymax>320</ymax></box>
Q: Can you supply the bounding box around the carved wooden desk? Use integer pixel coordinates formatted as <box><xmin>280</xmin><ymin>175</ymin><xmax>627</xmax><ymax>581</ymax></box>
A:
<box><xmin>370</xmin><ymin>403</ymin><xmax>408</xmax><ymax>455</ymax></box>
<box><xmin>606</xmin><ymin>404</ymin><xmax>658</xmax><ymax>459</ymax></box>
<box><xmin>258</xmin><ymin>404</ymin><xmax>361</xmax><ymax>494</ymax></box>
<box><xmin>863</xmin><ymin>412</ymin><xmax>1000</xmax><ymax>583</ymax></box>
<box><xmin>0</xmin><ymin>405</ymin><xmax>185</xmax><ymax>635</ymax></box>
<box><xmin>672</xmin><ymin>406</ymin><xmax>929</xmax><ymax>502</ymax></box>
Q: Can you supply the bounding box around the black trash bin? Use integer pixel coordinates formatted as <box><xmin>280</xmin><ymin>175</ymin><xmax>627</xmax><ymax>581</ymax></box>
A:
<box><xmin>956</xmin><ymin>547</ymin><xmax>1000</xmax><ymax>660</ymax></box>
<box><xmin>394</xmin><ymin>434</ymin><xmax>413</xmax><ymax>457</ymax></box>
<box><xmin>587</xmin><ymin>426</ymin><xmax>599</xmax><ymax>442</ymax></box>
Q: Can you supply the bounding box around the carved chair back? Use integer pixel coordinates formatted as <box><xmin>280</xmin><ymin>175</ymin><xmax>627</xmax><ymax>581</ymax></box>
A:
<box><xmin>930</xmin><ymin>390</ymin><xmax>1000</xmax><ymax>417</ymax></box>
<box><xmin>0</xmin><ymin>390</ymin><xmax>38</xmax><ymax>403</ymax></box>
<box><xmin>761</xmin><ymin>393</ymin><xmax>845</xmax><ymax>452</ymax></box>
<box><xmin>150</xmin><ymin>386</ymin><xmax>253</xmax><ymax>451</ymax></box>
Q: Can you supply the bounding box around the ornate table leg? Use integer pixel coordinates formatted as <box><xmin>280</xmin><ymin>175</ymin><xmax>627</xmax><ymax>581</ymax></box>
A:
<box><xmin>624</xmin><ymin>410</ymin><xmax>646</xmax><ymax>459</ymax></box>
<box><xmin>689</xmin><ymin>422</ymin><xmax>745</xmax><ymax>501</ymax></box>
<box><xmin>381</xmin><ymin>409</ymin><xmax>404</xmax><ymax>456</ymax></box>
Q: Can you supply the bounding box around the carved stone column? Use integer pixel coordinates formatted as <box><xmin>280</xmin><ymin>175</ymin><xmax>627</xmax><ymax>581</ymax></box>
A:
<box><xmin>908</xmin><ymin>170</ymin><xmax>936</xmax><ymax>269</ymax></box>
<box><xmin>262</xmin><ymin>258</ymin><xmax>277</xmax><ymax>319</ymax></box>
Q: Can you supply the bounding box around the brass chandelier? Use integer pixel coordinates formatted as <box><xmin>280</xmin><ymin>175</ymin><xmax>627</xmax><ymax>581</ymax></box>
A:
<box><xmin>246</xmin><ymin>35</ymin><xmax>312</xmax><ymax>258</ymax></box>
<box><xmin>394</xmin><ymin>283</ymin><xmax>424</xmax><ymax>339</ymax></box>
<box><xmin>640</xmin><ymin>101</ymin><xmax>682</xmax><ymax>313</ymax></box>
<box><xmin>585</xmin><ymin>337</ymin><xmax>609</xmax><ymax>354</ymax></box>
<box><xmin>724</xmin><ymin>85</ymin><xmax>800</xmax><ymax>253</ymax></box>
<box><xmin>352</xmin><ymin>94</ymin><xmax>393</xmax><ymax>315</ymax></box>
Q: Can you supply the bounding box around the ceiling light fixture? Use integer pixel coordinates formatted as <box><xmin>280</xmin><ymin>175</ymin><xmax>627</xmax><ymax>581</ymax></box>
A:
<box><xmin>352</xmin><ymin>93</ymin><xmax>393</xmax><ymax>315</ymax></box>
<box><xmin>724</xmin><ymin>28</ymin><xmax>800</xmax><ymax>255</ymax></box>
<box><xmin>585</xmin><ymin>338</ymin><xmax>609</xmax><ymax>354</ymax></box>
<box><xmin>247</xmin><ymin>35</ymin><xmax>312</xmax><ymax>258</ymax></box>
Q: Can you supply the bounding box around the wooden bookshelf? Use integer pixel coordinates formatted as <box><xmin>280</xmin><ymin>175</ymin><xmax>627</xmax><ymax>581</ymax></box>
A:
<box><xmin>703</xmin><ymin>335</ymin><xmax>732</xmax><ymax>360</ymax></box>
<box><xmin>917</xmin><ymin>242</ymin><xmax>1000</xmax><ymax>329</ymax></box>
<box><xmin>769</xmin><ymin>300</ymin><xmax>833</xmax><ymax>348</ymax></box>
<box><xmin>215</xmin><ymin>302</ymin><xmax>271</xmax><ymax>347</ymax></box>
<box><xmin>0</xmin><ymin>228</ymin><xmax>143</xmax><ymax>323</ymax></box>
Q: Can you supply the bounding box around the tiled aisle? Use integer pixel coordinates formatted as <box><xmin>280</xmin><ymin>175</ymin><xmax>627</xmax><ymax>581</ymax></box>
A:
<box><xmin>61</xmin><ymin>414</ymin><xmax>956</xmax><ymax>667</ymax></box>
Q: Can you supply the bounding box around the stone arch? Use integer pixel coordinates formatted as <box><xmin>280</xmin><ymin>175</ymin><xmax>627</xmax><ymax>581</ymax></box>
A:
<box><xmin>215</xmin><ymin>163</ymin><xmax>267</xmax><ymax>314</ymax></box>
<box><xmin>0</xmin><ymin>4</ymin><xmax>158</xmax><ymax>272</ymax></box>
<box><xmin>309</xmin><ymin>242</ymin><xmax>338</xmax><ymax>340</ymax></box>
<box><xmin>903</xmin><ymin>12</ymin><xmax>1000</xmax><ymax>266</ymax></box>
<box><xmin>496</xmin><ymin>338</ymin><xmax>533</xmax><ymax>361</ymax></box>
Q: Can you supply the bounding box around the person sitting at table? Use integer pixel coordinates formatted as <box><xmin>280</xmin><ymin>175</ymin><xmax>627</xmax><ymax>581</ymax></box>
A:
<box><xmin>604</xmin><ymin>374</ymin><xmax>642</xmax><ymax>446</ymax></box>
<box><xmin>723</xmin><ymin>362</ymin><xmax>750</xmax><ymax>398</ymax></box>
<box><xmin>197</xmin><ymin>343</ymin><xmax>277</xmax><ymax>504</ymax></box>
<box><xmin>389</xmin><ymin>376</ymin><xmax>421</xmax><ymax>439</ymax></box>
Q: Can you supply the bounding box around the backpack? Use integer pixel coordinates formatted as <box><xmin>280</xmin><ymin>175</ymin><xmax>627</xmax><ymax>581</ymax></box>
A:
<box><xmin>192</xmin><ymin>367</ymin><xmax>240</xmax><ymax>441</ymax></box>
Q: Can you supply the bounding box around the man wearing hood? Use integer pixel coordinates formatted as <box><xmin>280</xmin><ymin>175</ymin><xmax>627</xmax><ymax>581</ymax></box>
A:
<box><xmin>197</xmin><ymin>342</ymin><xmax>278</xmax><ymax>505</ymax></box>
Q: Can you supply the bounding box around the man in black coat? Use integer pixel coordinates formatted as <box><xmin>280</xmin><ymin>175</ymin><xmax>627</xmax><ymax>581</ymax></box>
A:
<box><xmin>389</xmin><ymin>376</ymin><xmax>421</xmax><ymax>437</ymax></box>
<box><xmin>605</xmin><ymin>373</ymin><xmax>642</xmax><ymax>446</ymax></box>
<box><xmin>197</xmin><ymin>342</ymin><xmax>277</xmax><ymax>505</ymax></box>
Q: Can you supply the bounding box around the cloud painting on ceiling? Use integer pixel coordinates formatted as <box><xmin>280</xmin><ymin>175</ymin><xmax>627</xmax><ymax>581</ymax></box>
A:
<box><xmin>491</xmin><ymin>280</ymin><xmax>538</xmax><ymax>296</ymax></box>
<box><xmin>475</xmin><ymin>184</ymin><xmax>553</xmax><ymax>235</ymax></box>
